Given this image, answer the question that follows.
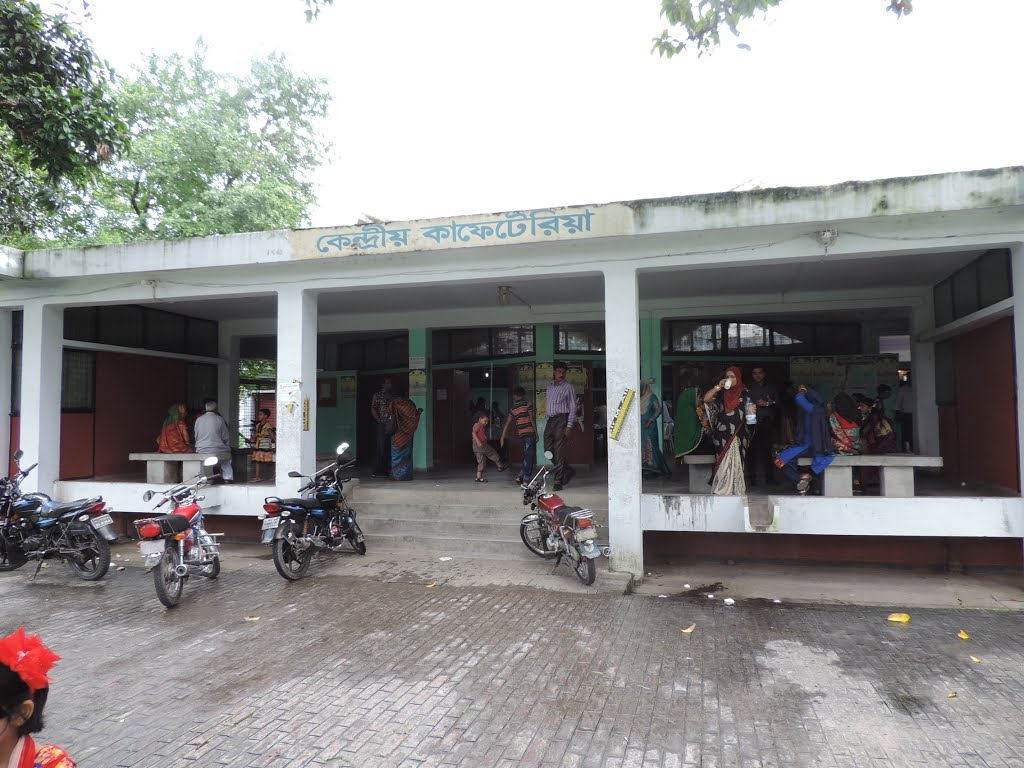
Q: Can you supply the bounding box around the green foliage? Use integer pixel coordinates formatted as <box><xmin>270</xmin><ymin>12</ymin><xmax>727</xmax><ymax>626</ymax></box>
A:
<box><xmin>240</xmin><ymin>358</ymin><xmax>277</xmax><ymax>381</ymax></box>
<box><xmin>83</xmin><ymin>44</ymin><xmax>332</xmax><ymax>242</ymax></box>
<box><xmin>652</xmin><ymin>0</ymin><xmax>913</xmax><ymax>57</ymax></box>
<box><xmin>0</xmin><ymin>0</ymin><xmax>123</xmax><ymax>238</ymax></box>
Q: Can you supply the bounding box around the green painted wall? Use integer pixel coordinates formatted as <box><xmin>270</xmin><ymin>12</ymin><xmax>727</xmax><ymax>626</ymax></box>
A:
<box><xmin>316</xmin><ymin>370</ymin><xmax>358</xmax><ymax>456</ymax></box>
<box><xmin>408</xmin><ymin>328</ymin><xmax>433</xmax><ymax>470</ymax></box>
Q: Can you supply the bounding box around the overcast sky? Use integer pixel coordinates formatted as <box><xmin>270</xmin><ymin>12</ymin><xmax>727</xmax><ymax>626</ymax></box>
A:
<box><xmin>72</xmin><ymin>0</ymin><xmax>1024</xmax><ymax>228</ymax></box>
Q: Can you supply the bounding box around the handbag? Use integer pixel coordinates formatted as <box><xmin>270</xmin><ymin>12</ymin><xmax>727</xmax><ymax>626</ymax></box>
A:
<box><xmin>382</xmin><ymin>412</ymin><xmax>397</xmax><ymax>436</ymax></box>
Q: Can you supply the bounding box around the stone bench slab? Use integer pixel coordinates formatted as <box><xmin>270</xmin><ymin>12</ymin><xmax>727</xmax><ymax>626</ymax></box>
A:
<box><xmin>129</xmin><ymin>452</ymin><xmax>229</xmax><ymax>484</ymax></box>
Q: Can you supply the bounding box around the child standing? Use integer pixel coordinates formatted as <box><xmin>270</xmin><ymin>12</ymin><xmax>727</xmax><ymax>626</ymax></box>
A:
<box><xmin>472</xmin><ymin>414</ymin><xmax>507</xmax><ymax>482</ymax></box>
<box><xmin>247</xmin><ymin>408</ymin><xmax>275</xmax><ymax>482</ymax></box>
<box><xmin>500</xmin><ymin>387</ymin><xmax>537</xmax><ymax>484</ymax></box>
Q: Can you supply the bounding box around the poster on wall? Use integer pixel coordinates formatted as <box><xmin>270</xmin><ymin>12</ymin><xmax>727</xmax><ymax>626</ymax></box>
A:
<box><xmin>339</xmin><ymin>376</ymin><xmax>356</xmax><ymax>398</ymax></box>
<box><xmin>535</xmin><ymin>362</ymin><xmax>553</xmax><ymax>418</ymax></box>
<box><xmin>409</xmin><ymin>369</ymin><xmax>427</xmax><ymax>396</ymax></box>
<box><xmin>317</xmin><ymin>377</ymin><xmax>337</xmax><ymax>407</ymax></box>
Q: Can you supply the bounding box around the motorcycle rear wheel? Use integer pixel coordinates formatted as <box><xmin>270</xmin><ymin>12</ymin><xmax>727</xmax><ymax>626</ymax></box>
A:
<box><xmin>198</xmin><ymin>555</ymin><xmax>221</xmax><ymax>579</ymax></box>
<box><xmin>573</xmin><ymin>548</ymin><xmax>597</xmax><ymax>586</ymax></box>
<box><xmin>273</xmin><ymin>536</ymin><xmax>312</xmax><ymax>580</ymax></box>
<box><xmin>66</xmin><ymin>527</ymin><xmax>111</xmax><ymax>581</ymax></box>
<box><xmin>520</xmin><ymin>521</ymin><xmax>557</xmax><ymax>559</ymax></box>
<box><xmin>154</xmin><ymin>544</ymin><xmax>184</xmax><ymax>607</ymax></box>
<box><xmin>347</xmin><ymin>524</ymin><xmax>366</xmax><ymax>555</ymax></box>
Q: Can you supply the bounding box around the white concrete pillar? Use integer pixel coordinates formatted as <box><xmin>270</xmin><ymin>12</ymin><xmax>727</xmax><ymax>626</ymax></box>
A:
<box><xmin>910</xmin><ymin>301</ymin><xmax>939</xmax><ymax>456</ymax></box>
<box><xmin>217</xmin><ymin>331</ymin><xmax>241</xmax><ymax>436</ymax></box>
<box><xmin>0</xmin><ymin>310</ymin><xmax>12</xmax><ymax>473</ymax></box>
<box><xmin>603</xmin><ymin>264</ymin><xmax>643</xmax><ymax>578</ymax></box>
<box><xmin>1012</xmin><ymin>243</ymin><xmax>1024</xmax><ymax>493</ymax></box>
<box><xmin>19</xmin><ymin>303</ymin><xmax>62</xmax><ymax>494</ymax></box>
<box><xmin>275</xmin><ymin>289</ymin><xmax>318</xmax><ymax>484</ymax></box>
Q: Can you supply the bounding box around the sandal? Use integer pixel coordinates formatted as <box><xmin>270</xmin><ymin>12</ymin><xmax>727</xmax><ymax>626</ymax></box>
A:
<box><xmin>497</xmin><ymin>464</ymin><xmax>508</xmax><ymax>472</ymax></box>
<box><xmin>475</xmin><ymin>476</ymin><xmax>488</xmax><ymax>483</ymax></box>
<box><xmin>796</xmin><ymin>474</ymin><xmax>811</xmax><ymax>495</ymax></box>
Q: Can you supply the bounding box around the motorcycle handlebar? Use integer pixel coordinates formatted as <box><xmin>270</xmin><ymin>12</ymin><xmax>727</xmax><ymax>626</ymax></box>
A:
<box><xmin>20</xmin><ymin>462</ymin><xmax>38</xmax><ymax>476</ymax></box>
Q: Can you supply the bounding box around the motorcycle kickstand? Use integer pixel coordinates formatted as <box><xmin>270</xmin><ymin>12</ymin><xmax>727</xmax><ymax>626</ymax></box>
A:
<box><xmin>30</xmin><ymin>558</ymin><xmax>45</xmax><ymax>580</ymax></box>
<box><xmin>551</xmin><ymin>553</ymin><xmax>563</xmax><ymax>574</ymax></box>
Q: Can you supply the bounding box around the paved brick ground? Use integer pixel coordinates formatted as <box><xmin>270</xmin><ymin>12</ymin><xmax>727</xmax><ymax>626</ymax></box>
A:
<box><xmin>3</xmin><ymin>559</ymin><xmax>1024</xmax><ymax>768</ymax></box>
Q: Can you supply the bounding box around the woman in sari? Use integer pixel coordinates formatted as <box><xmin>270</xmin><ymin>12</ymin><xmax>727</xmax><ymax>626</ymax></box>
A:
<box><xmin>856</xmin><ymin>393</ymin><xmax>897</xmax><ymax>488</ymax></box>
<box><xmin>639</xmin><ymin>381</ymin><xmax>671</xmax><ymax>479</ymax></box>
<box><xmin>829</xmin><ymin>393</ymin><xmax>861</xmax><ymax>456</ymax></box>
<box><xmin>673</xmin><ymin>386</ymin><xmax>704</xmax><ymax>460</ymax></box>
<box><xmin>156</xmin><ymin>403</ymin><xmax>192</xmax><ymax>453</ymax></box>
<box><xmin>702</xmin><ymin>366</ymin><xmax>755</xmax><ymax>495</ymax></box>
<box><xmin>773</xmin><ymin>386</ymin><xmax>834</xmax><ymax>495</ymax></box>
<box><xmin>388</xmin><ymin>394</ymin><xmax>423</xmax><ymax>481</ymax></box>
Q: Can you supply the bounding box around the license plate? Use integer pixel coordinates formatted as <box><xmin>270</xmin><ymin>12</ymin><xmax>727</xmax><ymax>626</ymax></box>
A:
<box><xmin>92</xmin><ymin>513</ymin><xmax>113</xmax><ymax>528</ymax></box>
<box><xmin>261</xmin><ymin>516</ymin><xmax>280</xmax><ymax>531</ymax></box>
<box><xmin>140</xmin><ymin>540</ymin><xmax>165</xmax><ymax>558</ymax></box>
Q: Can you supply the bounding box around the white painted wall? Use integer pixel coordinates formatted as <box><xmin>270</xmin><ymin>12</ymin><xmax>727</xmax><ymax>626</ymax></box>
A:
<box><xmin>1012</xmin><ymin>243</ymin><xmax>1024</xmax><ymax>494</ymax></box>
<box><xmin>18</xmin><ymin>303</ymin><xmax>62</xmax><ymax>494</ymax></box>
<box><xmin>275</xmin><ymin>288</ymin><xmax>318</xmax><ymax>481</ymax></box>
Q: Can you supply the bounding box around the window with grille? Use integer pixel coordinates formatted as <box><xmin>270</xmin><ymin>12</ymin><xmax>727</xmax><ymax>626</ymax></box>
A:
<box><xmin>556</xmin><ymin>323</ymin><xmax>604</xmax><ymax>353</ymax></box>
<box><xmin>61</xmin><ymin>350</ymin><xmax>95</xmax><ymax>411</ymax></box>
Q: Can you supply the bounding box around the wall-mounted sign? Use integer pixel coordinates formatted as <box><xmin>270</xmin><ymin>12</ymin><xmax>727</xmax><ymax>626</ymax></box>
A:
<box><xmin>409</xmin><ymin>369</ymin><xmax>427</xmax><ymax>396</ymax></box>
<box><xmin>609</xmin><ymin>388</ymin><xmax>635</xmax><ymax>441</ymax></box>
<box><xmin>409</xmin><ymin>355</ymin><xmax>426</xmax><ymax>370</ymax></box>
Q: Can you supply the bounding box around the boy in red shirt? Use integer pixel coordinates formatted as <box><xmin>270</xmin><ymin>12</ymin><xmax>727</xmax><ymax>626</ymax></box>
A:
<box><xmin>472</xmin><ymin>414</ymin><xmax>507</xmax><ymax>482</ymax></box>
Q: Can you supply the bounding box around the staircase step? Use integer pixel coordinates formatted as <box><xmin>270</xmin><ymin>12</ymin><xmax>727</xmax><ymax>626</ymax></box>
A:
<box><xmin>362</xmin><ymin>532</ymin><xmax>540</xmax><ymax>558</ymax></box>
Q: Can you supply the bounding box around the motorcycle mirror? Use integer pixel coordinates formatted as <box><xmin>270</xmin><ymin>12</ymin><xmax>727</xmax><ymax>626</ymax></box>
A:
<box><xmin>13</xmin><ymin>449</ymin><xmax>23</xmax><ymax>463</ymax></box>
<box><xmin>543</xmin><ymin>450</ymin><xmax>554</xmax><ymax>460</ymax></box>
<box><xmin>203</xmin><ymin>456</ymin><xmax>219</xmax><ymax>467</ymax></box>
<box><xmin>336</xmin><ymin>442</ymin><xmax>349</xmax><ymax>455</ymax></box>
<box><xmin>287</xmin><ymin>470</ymin><xmax>302</xmax><ymax>478</ymax></box>
<box><xmin>142</xmin><ymin>490</ymin><xmax>154</xmax><ymax>502</ymax></box>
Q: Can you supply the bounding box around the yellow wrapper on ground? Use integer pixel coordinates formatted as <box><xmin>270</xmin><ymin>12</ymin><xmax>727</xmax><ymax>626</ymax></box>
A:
<box><xmin>887</xmin><ymin>613</ymin><xmax>911</xmax><ymax>623</ymax></box>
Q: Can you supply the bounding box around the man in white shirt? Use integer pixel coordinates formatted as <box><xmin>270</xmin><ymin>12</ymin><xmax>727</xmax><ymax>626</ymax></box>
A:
<box><xmin>194</xmin><ymin>399</ymin><xmax>234</xmax><ymax>482</ymax></box>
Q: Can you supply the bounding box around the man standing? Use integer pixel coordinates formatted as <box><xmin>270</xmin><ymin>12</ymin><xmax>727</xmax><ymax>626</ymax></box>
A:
<box><xmin>544</xmin><ymin>361</ymin><xmax>577</xmax><ymax>491</ymax></box>
<box><xmin>370</xmin><ymin>376</ymin><xmax>393</xmax><ymax>477</ymax></box>
<box><xmin>746</xmin><ymin>366</ymin><xmax>778</xmax><ymax>486</ymax></box>
<box><xmin>194</xmin><ymin>399</ymin><xmax>233</xmax><ymax>482</ymax></box>
<box><xmin>500</xmin><ymin>386</ymin><xmax>538</xmax><ymax>484</ymax></box>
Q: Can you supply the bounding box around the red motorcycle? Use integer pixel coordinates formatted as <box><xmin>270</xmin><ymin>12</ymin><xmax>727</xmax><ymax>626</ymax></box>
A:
<box><xmin>135</xmin><ymin>456</ymin><xmax>223</xmax><ymax>607</ymax></box>
<box><xmin>518</xmin><ymin>451</ymin><xmax>610</xmax><ymax>585</ymax></box>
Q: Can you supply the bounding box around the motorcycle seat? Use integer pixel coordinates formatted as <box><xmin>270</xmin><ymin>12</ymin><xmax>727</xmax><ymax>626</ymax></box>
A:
<box><xmin>278</xmin><ymin>498</ymin><xmax>322</xmax><ymax>511</ymax></box>
<box><xmin>40</xmin><ymin>497</ymin><xmax>99</xmax><ymax>518</ymax></box>
<box><xmin>556</xmin><ymin>506</ymin><xmax>587</xmax><ymax>526</ymax></box>
<box><xmin>147</xmin><ymin>513</ymin><xmax>191</xmax><ymax>534</ymax></box>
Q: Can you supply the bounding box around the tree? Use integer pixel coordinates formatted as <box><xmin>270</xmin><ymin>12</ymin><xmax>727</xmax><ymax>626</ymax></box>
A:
<box><xmin>0</xmin><ymin>0</ymin><xmax>123</xmax><ymax>238</ymax></box>
<box><xmin>81</xmin><ymin>44</ymin><xmax>332</xmax><ymax>242</ymax></box>
<box><xmin>651</xmin><ymin>0</ymin><xmax>914</xmax><ymax>58</ymax></box>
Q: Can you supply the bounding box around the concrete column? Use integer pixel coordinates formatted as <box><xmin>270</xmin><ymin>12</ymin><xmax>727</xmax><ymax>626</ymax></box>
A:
<box><xmin>408</xmin><ymin>328</ymin><xmax>433</xmax><ymax>470</ymax></box>
<box><xmin>217</xmin><ymin>332</ymin><xmax>241</xmax><ymax>443</ymax></box>
<box><xmin>603</xmin><ymin>265</ymin><xmax>643</xmax><ymax>578</ymax></box>
<box><xmin>1012</xmin><ymin>243</ymin><xmax>1024</xmax><ymax>493</ymax></box>
<box><xmin>910</xmin><ymin>301</ymin><xmax>939</xmax><ymax>456</ymax></box>
<box><xmin>0</xmin><ymin>310</ymin><xmax>12</xmax><ymax>473</ymax></box>
<box><xmin>275</xmin><ymin>288</ymin><xmax>317</xmax><ymax>483</ymax></box>
<box><xmin>19</xmin><ymin>303</ymin><xmax>62</xmax><ymax>494</ymax></box>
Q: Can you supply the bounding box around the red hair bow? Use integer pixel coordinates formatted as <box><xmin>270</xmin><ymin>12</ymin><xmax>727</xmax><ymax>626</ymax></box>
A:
<box><xmin>0</xmin><ymin>627</ymin><xmax>61</xmax><ymax>693</ymax></box>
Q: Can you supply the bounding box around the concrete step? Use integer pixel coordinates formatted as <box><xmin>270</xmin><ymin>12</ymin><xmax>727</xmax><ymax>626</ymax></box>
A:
<box><xmin>353</xmin><ymin>501</ymin><xmax>608</xmax><ymax>524</ymax></box>
<box><xmin>357</xmin><ymin>516</ymin><xmax>527</xmax><ymax>539</ymax></box>
<box><xmin>362</xmin><ymin>532</ymin><xmax>540</xmax><ymax>559</ymax></box>
<box><xmin>348</xmin><ymin>483</ymin><xmax>610</xmax><ymax>510</ymax></box>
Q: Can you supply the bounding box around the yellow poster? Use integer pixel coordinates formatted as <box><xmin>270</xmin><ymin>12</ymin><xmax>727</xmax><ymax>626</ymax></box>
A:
<box><xmin>409</xmin><ymin>369</ymin><xmax>427</xmax><ymax>396</ymax></box>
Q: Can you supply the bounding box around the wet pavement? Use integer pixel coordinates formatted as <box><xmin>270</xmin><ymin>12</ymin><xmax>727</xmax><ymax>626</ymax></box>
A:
<box><xmin>3</xmin><ymin>550</ymin><xmax>1024</xmax><ymax>768</ymax></box>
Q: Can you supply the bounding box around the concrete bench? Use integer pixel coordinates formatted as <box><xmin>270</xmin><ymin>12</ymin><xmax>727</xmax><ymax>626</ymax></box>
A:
<box><xmin>129</xmin><ymin>452</ymin><xmax>230</xmax><ymax>484</ymax></box>
<box><xmin>683</xmin><ymin>453</ymin><xmax>942</xmax><ymax>498</ymax></box>
<box><xmin>797</xmin><ymin>454</ymin><xmax>943</xmax><ymax>498</ymax></box>
<box><xmin>681</xmin><ymin>454</ymin><xmax>716</xmax><ymax>491</ymax></box>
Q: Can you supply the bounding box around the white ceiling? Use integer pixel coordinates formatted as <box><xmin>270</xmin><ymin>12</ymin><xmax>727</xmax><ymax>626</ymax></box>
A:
<box><xmin>147</xmin><ymin>248</ymin><xmax>981</xmax><ymax>322</ymax></box>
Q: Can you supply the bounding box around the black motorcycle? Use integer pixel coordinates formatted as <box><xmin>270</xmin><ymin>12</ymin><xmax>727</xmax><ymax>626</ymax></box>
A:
<box><xmin>0</xmin><ymin>450</ymin><xmax>118</xmax><ymax>580</ymax></box>
<box><xmin>258</xmin><ymin>442</ymin><xmax>366</xmax><ymax>581</ymax></box>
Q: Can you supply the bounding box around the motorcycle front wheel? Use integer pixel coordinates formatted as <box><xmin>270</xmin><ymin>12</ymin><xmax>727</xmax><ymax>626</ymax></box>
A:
<box><xmin>66</xmin><ymin>526</ymin><xmax>111</xmax><ymax>581</ymax></box>
<box><xmin>572</xmin><ymin>547</ymin><xmax>597</xmax><ymax>586</ymax></box>
<box><xmin>520</xmin><ymin>520</ymin><xmax>557</xmax><ymax>559</ymax></box>
<box><xmin>273</xmin><ymin>536</ymin><xmax>312</xmax><ymax>580</ymax></box>
<box><xmin>154</xmin><ymin>544</ymin><xmax>184</xmax><ymax>607</ymax></box>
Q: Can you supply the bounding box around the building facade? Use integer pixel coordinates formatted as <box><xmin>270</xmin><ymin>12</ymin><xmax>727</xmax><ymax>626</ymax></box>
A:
<box><xmin>3</xmin><ymin>167</ymin><xmax>1024</xmax><ymax>576</ymax></box>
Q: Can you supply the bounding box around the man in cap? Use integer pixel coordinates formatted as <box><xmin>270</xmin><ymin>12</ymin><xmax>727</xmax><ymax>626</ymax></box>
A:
<box><xmin>544</xmin><ymin>361</ymin><xmax>578</xmax><ymax>491</ymax></box>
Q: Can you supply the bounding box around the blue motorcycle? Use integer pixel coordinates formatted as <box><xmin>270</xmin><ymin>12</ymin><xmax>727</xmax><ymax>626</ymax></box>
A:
<box><xmin>258</xmin><ymin>442</ymin><xmax>365</xmax><ymax>581</ymax></box>
<box><xmin>0</xmin><ymin>450</ymin><xmax>118</xmax><ymax>580</ymax></box>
